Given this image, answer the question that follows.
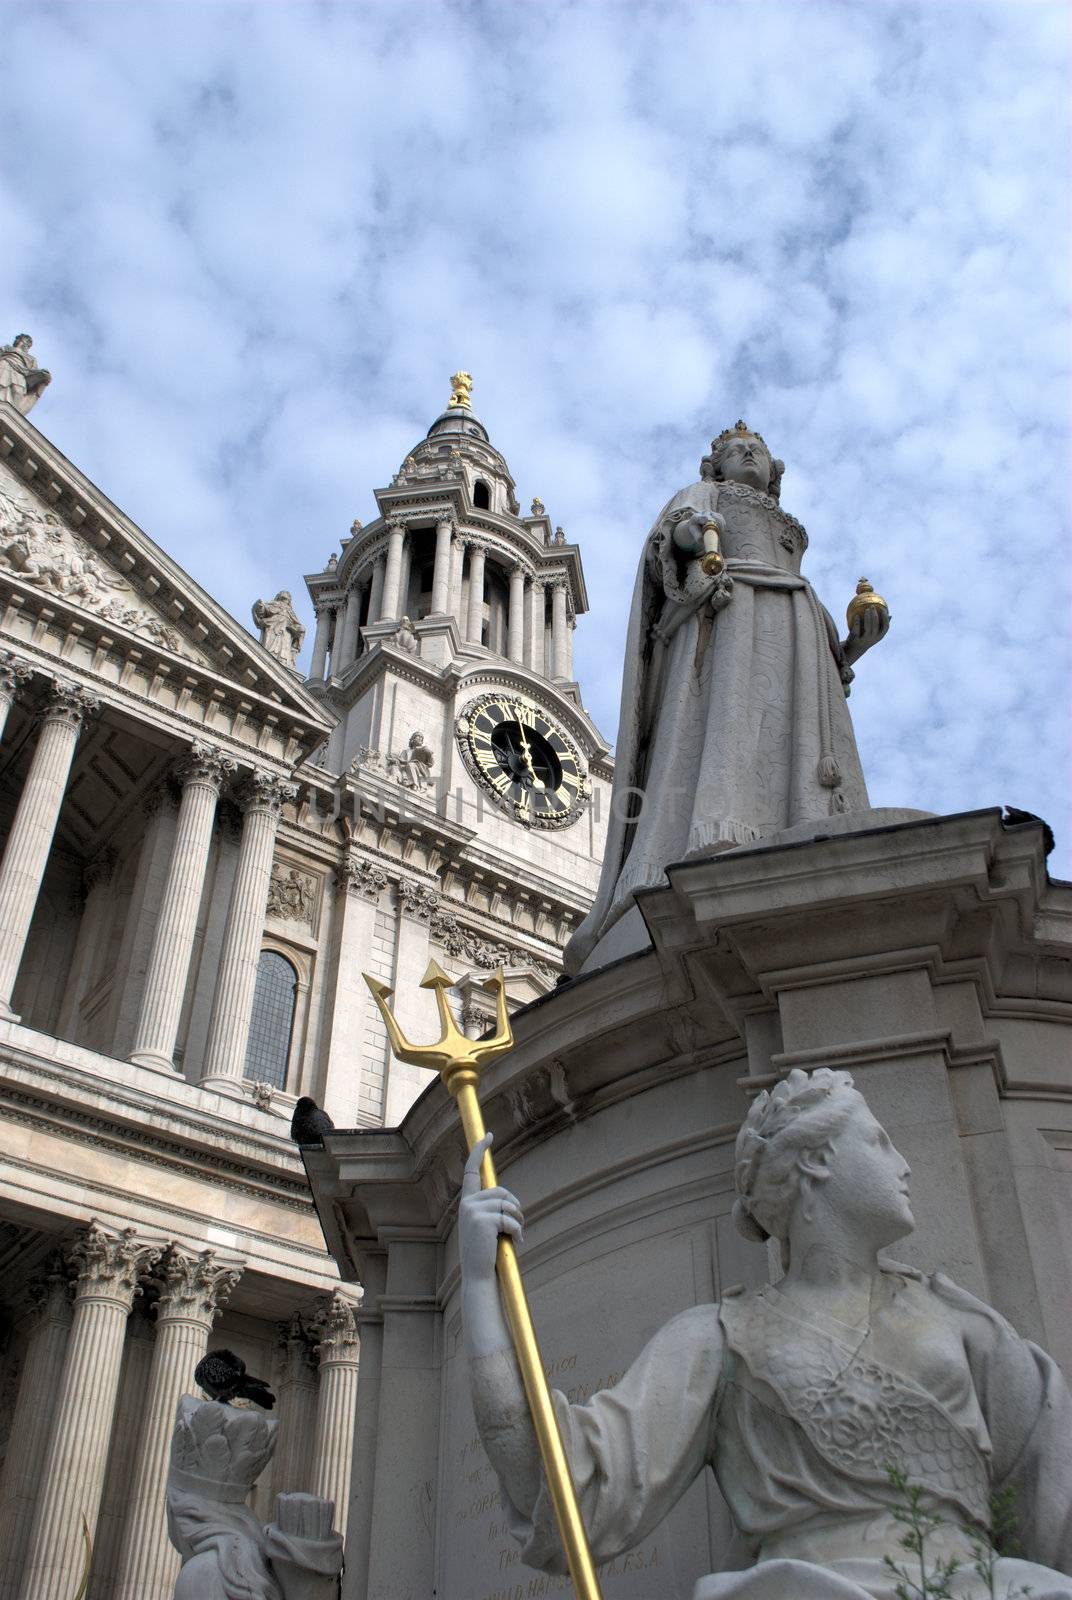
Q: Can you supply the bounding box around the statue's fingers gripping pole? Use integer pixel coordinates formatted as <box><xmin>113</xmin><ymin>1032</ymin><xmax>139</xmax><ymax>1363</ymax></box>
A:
<box><xmin>364</xmin><ymin>960</ymin><xmax>604</xmax><ymax>1600</ymax></box>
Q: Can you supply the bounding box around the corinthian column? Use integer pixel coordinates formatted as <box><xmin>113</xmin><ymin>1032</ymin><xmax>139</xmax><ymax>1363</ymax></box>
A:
<box><xmin>0</xmin><ymin>652</ymin><xmax>33</xmax><ymax>746</ymax></box>
<box><xmin>379</xmin><ymin>523</ymin><xmax>406</xmax><ymax>621</ymax></box>
<box><xmin>0</xmin><ymin>1259</ymin><xmax>73</xmax><ymax>1600</ymax></box>
<box><xmin>508</xmin><ymin>564</ymin><xmax>526</xmax><ymax>664</ymax></box>
<box><xmin>310</xmin><ymin>1293</ymin><xmax>360</xmax><ymax>1539</ymax></box>
<box><xmin>0</xmin><ymin>679</ymin><xmax>98</xmax><ymax>1019</ymax></box>
<box><xmin>111</xmin><ymin>1248</ymin><xmax>241</xmax><ymax>1600</ymax></box>
<box><xmin>551</xmin><ymin>579</ymin><xmax>569</xmax><ymax>679</ymax></box>
<box><xmin>16</xmin><ymin>1224</ymin><xmax>161</xmax><ymax>1600</ymax></box>
<box><xmin>431</xmin><ymin>517</ymin><xmax>453</xmax><ymax>614</ymax></box>
<box><xmin>527</xmin><ymin>578</ymin><xmax>546</xmax><ymax>673</ymax></box>
<box><xmin>466</xmin><ymin>541</ymin><xmax>486</xmax><ymax>644</ymax></box>
<box><xmin>199</xmin><ymin>770</ymin><xmax>295</xmax><ymax>1086</ymax></box>
<box><xmin>130</xmin><ymin>742</ymin><xmax>235</xmax><ymax>1071</ymax></box>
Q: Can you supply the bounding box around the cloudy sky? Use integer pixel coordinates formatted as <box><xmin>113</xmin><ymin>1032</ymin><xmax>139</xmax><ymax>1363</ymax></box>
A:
<box><xmin>3</xmin><ymin>0</ymin><xmax>1069</xmax><ymax>875</ymax></box>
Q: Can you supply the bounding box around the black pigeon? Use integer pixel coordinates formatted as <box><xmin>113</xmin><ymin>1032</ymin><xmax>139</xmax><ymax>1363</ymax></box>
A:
<box><xmin>1002</xmin><ymin>806</ymin><xmax>1055</xmax><ymax>858</ymax></box>
<box><xmin>194</xmin><ymin>1349</ymin><xmax>275</xmax><ymax>1409</ymax></box>
<box><xmin>290</xmin><ymin>1096</ymin><xmax>335</xmax><ymax>1146</ymax></box>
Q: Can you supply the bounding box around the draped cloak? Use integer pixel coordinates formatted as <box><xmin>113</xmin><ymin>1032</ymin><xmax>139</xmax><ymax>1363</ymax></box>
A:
<box><xmin>564</xmin><ymin>479</ymin><xmax>870</xmax><ymax>975</ymax></box>
<box><xmin>506</xmin><ymin>1269</ymin><xmax>1072</xmax><ymax>1600</ymax></box>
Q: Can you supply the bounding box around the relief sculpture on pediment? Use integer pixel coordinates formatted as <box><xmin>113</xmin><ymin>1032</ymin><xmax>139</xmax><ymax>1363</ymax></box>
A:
<box><xmin>0</xmin><ymin>461</ymin><xmax>196</xmax><ymax>658</ymax></box>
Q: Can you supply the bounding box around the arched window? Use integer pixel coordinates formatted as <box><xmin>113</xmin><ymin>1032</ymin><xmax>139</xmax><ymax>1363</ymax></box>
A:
<box><xmin>473</xmin><ymin>479</ymin><xmax>491</xmax><ymax>510</ymax></box>
<box><xmin>243</xmin><ymin>951</ymin><xmax>297</xmax><ymax>1090</ymax></box>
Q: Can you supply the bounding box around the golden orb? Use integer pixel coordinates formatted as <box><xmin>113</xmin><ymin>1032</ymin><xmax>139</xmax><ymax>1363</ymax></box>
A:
<box><xmin>846</xmin><ymin>577</ymin><xmax>887</xmax><ymax>631</ymax></box>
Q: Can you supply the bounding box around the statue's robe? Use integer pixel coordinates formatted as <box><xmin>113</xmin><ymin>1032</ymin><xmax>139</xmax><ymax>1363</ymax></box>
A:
<box><xmin>507</xmin><ymin>1269</ymin><xmax>1072</xmax><ymax>1599</ymax></box>
<box><xmin>565</xmin><ymin>480</ymin><xmax>869</xmax><ymax>974</ymax></box>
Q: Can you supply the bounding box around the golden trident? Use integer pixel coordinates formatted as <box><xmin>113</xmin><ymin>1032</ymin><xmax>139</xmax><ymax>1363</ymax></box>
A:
<box><xmin>364</xmin><ymin>960</ymin><xmax>603</xmax><ymax>1600</ymax></box>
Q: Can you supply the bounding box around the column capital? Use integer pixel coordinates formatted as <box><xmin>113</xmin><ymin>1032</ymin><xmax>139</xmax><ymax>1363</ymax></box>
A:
<box><xmin>154</xmin><ymin>1245</ymin><xmax>241</xmax><ymax>1327</ymax></box>
<box><xmin>312</xmin><ymin>1291</ymin><xmax>360</xmax><ymax>1364</ymax></box>
<box><xmin>24</xmin><ymin>1250</ymin><xmax>74</xmax><ymax>1329</ymax></box>
<box><xmin>239</xmin><ymin>768</ymin><xmax>298</xmax><ymax>816</ymax></box>
<box><xmin>83</xmin><ymin>845</ymin><xmax>118</xmax><ymax>894</ymax></box>
<box><xmin>66</xmin><ymin>1221</ymin><xmax>162</xmax><ymax>1308</ymax></box>
<box><xmin>396</xmin><ymin>875</ymin><xmax>440</xmax><ymax>921</ymax></box>
<box><xmin>0</xmin><ymin>649</ymin><xmax>35</xmax><ymax>697</ymax></box>
<box><xmin>510</xmin><ymin>560</ymin><xmax>526</xmax><ymax>579</ymax></box>
<box><xmin>42</xmin><ymin>677</ymin><xmax>100</xmax><ymax>729</ymax></box>
<box><xmin>435</xmin><ymin>514</ymin><xmax>456</xmax><ymax>534</ymax></box>
<box><xmin>175</xmin><ymin>740</ymin><xmax>237</xmax><ymax>793</ymax></box>
<box><xmin>386</xmin><ymin>520</ymin><xmax>406</xmax><ymax>539</ymax></box>
<box><xmin>277</xmin><ymin>1311</ymin><xmax>320</xmax><ymax>1381</ymax></box>
<box><xmin>550</xmin><ymin>575</ymin><xmax>569</xmax><ymax>594</ymax></box>
<box><xmin>337</xmin><ymin>849</ymin><xmax>388</xmax><ymax>902</ymax></box>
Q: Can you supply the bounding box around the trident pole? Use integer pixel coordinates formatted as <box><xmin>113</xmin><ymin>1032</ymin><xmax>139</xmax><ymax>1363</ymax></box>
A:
<box><xmin>364</xmin><ymin>960</ymin><xmax>603</xmax><ymax>1600</ymax></box>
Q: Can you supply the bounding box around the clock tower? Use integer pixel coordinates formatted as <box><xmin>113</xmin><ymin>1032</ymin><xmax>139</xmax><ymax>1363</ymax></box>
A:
<box><xmin>302</xmin><ymin>376</ymin><xmax>612</xmax><ymax>1118</ymax></box>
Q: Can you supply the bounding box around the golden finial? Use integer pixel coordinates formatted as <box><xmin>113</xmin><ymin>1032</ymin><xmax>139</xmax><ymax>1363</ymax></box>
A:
<box><xmin>363</xmin><ymin>959</ymin><xmax>604</xmax><ymax>1599</ymax></box>
<box><xmin>448</xmin><ymin>371</ymin><xmax>473</xmax><ymax>409</ymax></box>
<box><xmin>846</xmin><ymin>576</ymin><xmax>888</xmax><ymax>632</ymax></box>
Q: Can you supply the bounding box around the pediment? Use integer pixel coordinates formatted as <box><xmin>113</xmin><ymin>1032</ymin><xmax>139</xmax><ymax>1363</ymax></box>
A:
<box><xmin>0</xmin><ymin>409</ymin><xmax>331</xmax><ymax>749</ymax></box>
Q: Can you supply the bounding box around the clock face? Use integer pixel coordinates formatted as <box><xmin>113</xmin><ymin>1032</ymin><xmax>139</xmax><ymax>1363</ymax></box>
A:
<box><xmin>456</xmin><ymin>692</ymin><xmax>590</xmax><ymax>829</ymax></box>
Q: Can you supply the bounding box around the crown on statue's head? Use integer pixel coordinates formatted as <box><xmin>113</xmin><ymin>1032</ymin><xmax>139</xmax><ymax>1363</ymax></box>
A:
<box><xmin>713</xmin><ymin>419</ymin><xmax>769</xmax><ymax>451</ymax></box>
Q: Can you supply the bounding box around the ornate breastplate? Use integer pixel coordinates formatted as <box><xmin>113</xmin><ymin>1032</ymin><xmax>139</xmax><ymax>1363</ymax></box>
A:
<box><xmin>720</xmin><ymin>1289</ymin><xmax>990</xmax><ymax>1525</ymax></box>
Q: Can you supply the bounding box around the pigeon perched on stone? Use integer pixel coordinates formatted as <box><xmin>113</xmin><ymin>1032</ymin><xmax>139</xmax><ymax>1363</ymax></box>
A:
<box><xmin>290</xmin><ymin>1096</ymin><xmax>335</xmax><ymax>1146</ymax></box>
<box><xmin>194</xmin><ymin>1349</ymin><xmax>275</xmax><ymax>1409</ymax></box>
<box><xmin>1002</xmin><ymin>805</ymin><xmax>1055</xmax><ymax>857</ymax></box>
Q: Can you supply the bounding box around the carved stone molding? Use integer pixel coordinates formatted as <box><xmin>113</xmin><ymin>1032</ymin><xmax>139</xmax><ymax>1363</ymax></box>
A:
<box><xmin>25</xmin><ymin>1251</ymin><xmax>74</xmax><ymax>1328</ymax></box>
<box><xmin>0</xmin><ymin>649</ymin><xmax>34</xmax><ymax>699</ymax></box>
<box><xmin>175</xmin><ymin>740</ymin><xmax>236</xmax><ymax>793</ymax></box>
<box><xmin>336</xmin><ymin>852</ymin><xmax>388</xmax><ymax>902</ymax></box>
<box><xmin>154</xmin><ymin>1245</ymin><xmax>241</xmax><ymax>1326</ymax></box>
<box><xmin>396</xmin><ymin>876</ymin><xmax>440</xmax><ymax>921</ymax></box>
<box><xmin>83</xmin><ymin>846</ymin><xmax>118</xmax><ymax>895</ymax></box>
<box><xmin>42</xmin><ymin>678</ymin><xmax>100</xmax><ymax>729</ymax></box>
<box><xmin>240</xmin><ymin>769</ymin><xmax>298</xmax><ymax>816</ymax></box>
<box><xmin>276</xmin><ymin>1312</ymin><xmax>320</xmax><ymax>1380</ymax></box>
<box><xmin>66</xmin><ymin>1221</ymin><xmax>162</xmax><ymax>1306</ymax></box>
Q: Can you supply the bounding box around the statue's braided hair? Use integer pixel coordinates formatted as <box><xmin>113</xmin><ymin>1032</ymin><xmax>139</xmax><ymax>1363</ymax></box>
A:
<box><xmin>733</xmin><ymin>1067</ymin><xmax>858</xmax><ymax>1262</ymax></box>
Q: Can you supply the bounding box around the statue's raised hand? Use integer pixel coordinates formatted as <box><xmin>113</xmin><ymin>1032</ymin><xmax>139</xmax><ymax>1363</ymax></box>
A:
<box><xmin>459</xmin><ymin>1133</ymin><xmax>525</xmax><ymax>1285</ymax></box>
<box><xmin>842</xmin><ymin>600</ymin><xmax>891</xmax><ymax>665</ymax></box>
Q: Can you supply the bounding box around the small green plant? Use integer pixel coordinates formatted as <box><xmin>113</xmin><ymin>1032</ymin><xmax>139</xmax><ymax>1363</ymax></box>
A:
<box><xmin>883</xmin><ymin>1465</ymin><xmax>1033</xmax><ymax>1599</ymax></box>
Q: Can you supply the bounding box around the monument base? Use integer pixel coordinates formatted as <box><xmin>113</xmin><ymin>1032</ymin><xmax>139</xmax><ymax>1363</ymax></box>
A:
<box><xmin>304</xmin><ymin>808</ymin><xmax>1071</xmax><ymax>1600</ymax></box>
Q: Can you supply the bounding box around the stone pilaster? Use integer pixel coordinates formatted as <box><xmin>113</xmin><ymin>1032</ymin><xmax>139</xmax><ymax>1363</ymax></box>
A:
<box><xmin>0</xmin><ymin>679</ymin><xmax>98</xmax><ymax>1019</ymax></box>
<box><xmin>0</xmin><ymin>653</ymin><xmax>33</xmax><ymax>745</ymax></box>
<box><xmin>380</xmin><ymin>523</ymin><xmax>406</xmax><ymax>621</ymax></box>
<box><xmin>310</xmin><ymin>1293</ymin><xmax>360</xmax><ymax>1538</ymax></box>
<box><xmin>368</xmin><ymin>554</ymin><xmax>386</xmax><ymax>626</ymax></box>
<box><xmin>551</xmin><ymin>579</ymin><xmax>569</xmax><ymax>679</ymax></box>
<box><xmin>431</xmin><ymin>517</ymin><xmax>453</xmax><ymax>614</ymax></box>
<box><xmin>508</xmin><ymin>564</ymin><xmax>526</xmax><ymax>664</ymax></box>
<box><xmin>200</xmin><ymin>771</ymin><xmax>296</xmax><ymax>1086</ymax></box>
<box><xmin>526</xmin><ymin>577</ymin><xmax>546</xmax><ymax>673</ymax></box>
<box><xmin>466</xmin><ymin>541</ymin><xmax>487</xmax><ymax>644</ymax></box>
<box><xmin>16</xmin><ymin>1224</ymin><xmax>161</xmax><ymax>1600</ymax></box>
<box><xmin>0</xmin><ymin>1259</ymin><xmax>72</xmax><ymax>1600</ymax></box>
<box><xmin>450</xmin><ymin>534</ymin><xmax>469</xmax><ymax>619</ymax></box>
<box><xmin>56</xmin><ymin>848</ymin><xmax>117</xmax><ymax>1039</ymax></box>
<box><xmin>309</xmin><ymin>605</ymin><xmax>333</xmax><ymax>680</ymax></box>
<box><xmin>320</xmin><ymin>849</ymin><xmax>388</xmax><ymax>1123</ymax></box>
<box><xmin>336</xmin><ymin>586</ymin><xmax>363</xmax><ymax>673</ymax></box>
<box><xmin>130</xmin><ymin>742</ymin><xmax>235</xmax><ymax>1071</ymax></box>
<box><xmin>111</xmin><ymin>1248</ymin><xmax>241</xmax><ymax>1600</ymax></box>
<box><xmin>272</xmin><ymin>1315</ymin><xmax>320</xmax><ymax>1499</ymax></box>
<box><xmin>566</xmin><ymin>611</ymin><xmax>575</xmax><ymax>678</ymax></box>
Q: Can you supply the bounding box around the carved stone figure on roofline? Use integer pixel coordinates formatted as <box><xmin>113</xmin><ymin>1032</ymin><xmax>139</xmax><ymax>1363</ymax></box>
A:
<box><xmin>252</xmin><ymin>590</ymin><xmax>305</xmax><ymax>667</ymax></box>
<box><xmin>460</xmin><ymin>1068</ymin><xmax>1072</xmax><ymax>1598</ymax></box>
<box><xmin>0</xmin><ymin>333</ymin><xmax>51</xmax><ymax>415</ymax></box>
<box><xmin>564</xmin><ymin>421</ymin><xmax>892</xmax><ymax>975</ymax></box>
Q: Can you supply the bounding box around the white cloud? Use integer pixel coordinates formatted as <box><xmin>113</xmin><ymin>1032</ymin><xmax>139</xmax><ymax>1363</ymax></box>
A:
<box><xmin>2</xmin><ymin>0</ymin><xmax>1068</xmax><ymax>875</ymax></box>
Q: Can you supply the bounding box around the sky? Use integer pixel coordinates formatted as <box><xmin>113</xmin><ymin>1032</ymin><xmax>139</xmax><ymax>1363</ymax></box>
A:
<box><xmin>2</xmin><ymin>0</ymin><xmax>1070</xmax><ymax>877</ymax></box>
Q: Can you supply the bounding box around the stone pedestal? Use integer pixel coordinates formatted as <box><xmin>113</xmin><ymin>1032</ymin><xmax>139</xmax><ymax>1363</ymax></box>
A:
<box><xmin>303</xmin><ymin>809</ymin><xmax>1072</xmax><ymax>1600</ymax></box>
<box><xmin>17</xmin><ymin>1224</ymin><xmax>161</xmax><ymax>1600</ymax></box>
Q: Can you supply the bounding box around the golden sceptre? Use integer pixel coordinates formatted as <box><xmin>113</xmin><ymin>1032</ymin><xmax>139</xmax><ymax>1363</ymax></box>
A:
<box><xmin>364</xmin><ymin>960</ymin><xmax>604</xmax><ymax>1600</ymax></box>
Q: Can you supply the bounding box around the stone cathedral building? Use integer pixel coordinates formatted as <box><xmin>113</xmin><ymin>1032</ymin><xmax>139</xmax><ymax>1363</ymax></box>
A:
<box><xmin>0</xmin><ymin>353</ymin><xmax>611</xmax><ymax>1600</ymax></box>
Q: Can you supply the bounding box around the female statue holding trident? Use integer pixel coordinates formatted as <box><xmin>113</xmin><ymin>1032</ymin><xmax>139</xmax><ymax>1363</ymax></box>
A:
<box><xmin>460</xmin><ymin>1067</ymin><xmax>1072</xmax><ymax>1598</ymax></box>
